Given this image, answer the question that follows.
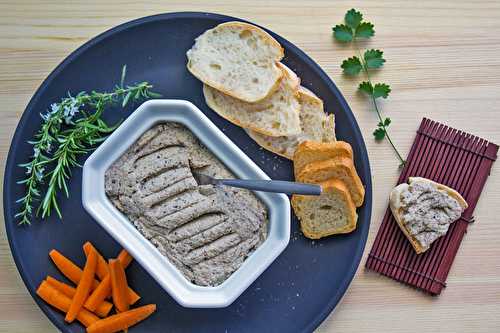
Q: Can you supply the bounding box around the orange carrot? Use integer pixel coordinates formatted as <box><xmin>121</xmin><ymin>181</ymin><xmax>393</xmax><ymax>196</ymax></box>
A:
<box><xmin>46</xmin><ymin>276</ymin><xmax>113</xmax><ymax>318</ymax></box>
<box><xmin>117</xmin><ymin>249</ymin><xmax>133</xmax><ymax>268</ymax></box>
<box><xmin>84</xmin><ymin>250</ymin><xmax>139</xmax><ymax>311</ymax></box>
<box><xmin>84</xmin><ymin>273</ymin><xmax>140</xmax><ymax>312</ymax></box>
<box><xmin>84</xmin><ymin>276</ymin><xmax>112</xmax><ymax>311</ymax></box>
<box><xmin>65</xmin><ymin>247</ymin><xmax>98</xmax><ymax>323</ymax></box>
<box><xmin>49</xmin><ymin>249</ymin><xmax>100</xmax><ymax>290</ymax></box>
<box><xmin>83</xmin><ymin>242</ymin><xmax>109</xmax><ymax>280</ymax></box>
<box><xmin>37</xmin><ymin>280</ymin><xmax>99</xmax><ymax>327</ymax></box>
<box><xmin>86</xmin><ymin>304</ymin><xmax>156</xmax><ymax>333</ymax></box>
<box><xmin>118</xmin><ymin>248</ymin><xmax>138</xmax><ymax>305</ymax></box>
<box><xmin>109</xmin><ymin>259</ymin><xmax>129</xmax><ymax>312</ymax></box>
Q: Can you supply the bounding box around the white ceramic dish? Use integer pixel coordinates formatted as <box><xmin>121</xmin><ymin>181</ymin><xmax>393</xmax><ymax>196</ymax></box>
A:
<box><xmin>82</xmin><ymin>99</ymin><xmax>290</xmax><ymax>308</ymax></box>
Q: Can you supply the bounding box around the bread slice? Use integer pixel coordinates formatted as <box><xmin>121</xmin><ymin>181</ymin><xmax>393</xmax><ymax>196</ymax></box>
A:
<box><xmin>293</xmin><ymin>141</ymin><xmax>353</xmax><ymax>178</ymax></box>
<box><xmin>292</xmin><ymin>178</ymin><xmax>358</xmax><ymax>239</ymax></box>
<box><xmin>389</xmin><ymin>177</ymin><xmax>468</xmax><ymax>254</ymax></box>
<box><xmin>297</xmin><ymin>156</ymin><xmax>365</xmax><ymax>207</ymax></box>
<box><xmin>203</xmin><ymin>63</ymin><xmax>301</xmax><ymax>136</ymax></box>
<box><xmin>187</xmin><ymin>21</ymin><xmax>284</xmax><ymax>103</ymax></box>
<box><xmin>246</xmin><ymin>86</ymin><xmax>336</xmax><ymax>159</ymax></box>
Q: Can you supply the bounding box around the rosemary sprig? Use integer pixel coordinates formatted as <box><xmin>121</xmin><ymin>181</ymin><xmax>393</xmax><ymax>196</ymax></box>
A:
<box><xmin>333</xmin><ymin>9</ymin><xmax>406</xmax><ymax>167</ymax></box>
<box><xmin>39</xmin><ymin>101</ymin><xmax>117</xmax><ymax>218</ymax></box>
<box><xmin>16</xmin><ymin>66</ymin><xmax>160</xmax><ymax>225</ymax></box>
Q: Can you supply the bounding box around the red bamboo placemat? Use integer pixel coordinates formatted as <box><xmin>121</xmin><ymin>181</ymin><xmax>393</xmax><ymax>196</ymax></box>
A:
<box><xmin>366</xmin><ymin>118</ymin><xmax>498</xmax><ymax>295</ymax></box>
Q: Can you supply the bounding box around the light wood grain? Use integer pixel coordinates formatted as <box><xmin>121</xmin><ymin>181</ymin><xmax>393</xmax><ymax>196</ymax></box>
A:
<box><xmin>1</xmin><ymin>1</ymin><xmax>499</xmax><ymax>332</ymax></box>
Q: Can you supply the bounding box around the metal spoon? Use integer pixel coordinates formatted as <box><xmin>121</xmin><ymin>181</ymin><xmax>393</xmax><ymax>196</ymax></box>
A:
<box><xmin>192</xmin><ymin>171</ymin><xmax>322</xmax><ymax>196</ymax></box>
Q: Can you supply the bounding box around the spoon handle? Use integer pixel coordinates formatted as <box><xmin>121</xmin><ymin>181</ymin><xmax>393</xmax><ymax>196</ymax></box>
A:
<box><xmin>219</xmin><ymin>179</ymin><xmax>322</xmax><ymax>195</ymax></box>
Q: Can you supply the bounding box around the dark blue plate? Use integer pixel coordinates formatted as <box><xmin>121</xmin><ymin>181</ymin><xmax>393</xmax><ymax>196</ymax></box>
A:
<box><xmin>3</xmin><ymin>12</ymin><xmax>371</xmax><ymax>333</ymax></box>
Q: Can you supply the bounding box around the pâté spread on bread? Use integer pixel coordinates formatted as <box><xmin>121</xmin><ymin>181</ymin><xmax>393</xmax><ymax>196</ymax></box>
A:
<box><xmin>390</xmin><ymin>177</ymin><xmax>468</xmax><ymax>254</ymax></box>
<box><xmin>105</xmin><ymin>123</ymin><xmax>268</xmax><ymax>286</ymax></box>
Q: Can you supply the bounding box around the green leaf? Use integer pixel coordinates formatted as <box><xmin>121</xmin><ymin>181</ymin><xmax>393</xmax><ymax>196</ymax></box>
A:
<box><xmin>355</xmin><ymin>22</ymin><xmax>375</xmax><ymax>38</ymax></box>
<box><xmin>147</xmin><ymin>91</ymin><xmax>162</xmax><ymax>98</ymax></box>
<box><xmin>122</xmin><ymin>91</ymin><xmax>132</xmax><ymax>107</ymax></box>
<box><xmin>17</xmin><ymin>70</ymin><xmax>160</xmax><ymax>225</ymax></box>
<box><xmin>384</xmin><ymin>117</ymin><xmax>392</xmax><ymax>126</ymax></box>
<box><xmin>52</xmin><ymin>195</ymin><xmax>62</xmax><ymax>218</ymax></box>
<box><xmin>373</xmin><ymin>83</ymin><xmax>391</xmax><ymax>99</ymax></box>
<box><xmin>341</xmin><ymin>56</ymin><xmax>362</xmax><ymax>75</ymax></box>
<box><xmin>333</xmin><ymin>24</ymin><xmax>353</xmax><ymax>42</ymax></box>
<box><xmin>358</xmin><ymin>81</ymin><xmax>373</xmax><ymax>95</ymax></box>
<box><xmin>120</xmin><ymin>65</ymin><xmax>127</xmax><ymax>88</ymax></box>
<box><xmin>364</xmin><ymin>49</ymin><xmax>385</xmax><ymax>69</ymax></box>
<box><xmin>345</xmin><ymin>9</ymin><xmax>363</xmax><ymax>29</ymax></box>
<box><xmin>373</xmin><ymin>127</ymin><xmax>386</xmax><ymax>140</ymax></box>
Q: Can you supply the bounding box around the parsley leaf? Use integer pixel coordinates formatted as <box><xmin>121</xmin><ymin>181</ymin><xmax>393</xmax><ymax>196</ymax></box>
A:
<box><xmin>373</xmin><ymin>83</ymin><xmax>391</xmax><ymax>98</ymax></box>
<box><xmin>341</xmin><ymin>56</ymin><xmax>362</xmax><ymax>75</ymax></box>
<box><xmin>359</xmin><ymin>82</ymin><xmax>391</xmax><ymax>99</ymax></box>
<box><xmin>373</xmin><ymin>117</ymin><xmax>392</xmax><ymax>140</ymax></box>
<box><xmin>332</xmin><ymin>8</ymin><xmax>405</xmax><ymax>167</ymax></box>
<box><xmin>373</xmin><ymin>127</ymin><xmax>386</xmax><ymax>140</ymax></box>
<box><xmin>333</xmin><ymin>24</ymin><xmax>353</xmax><ymax>42</ymax></box>
<box><xmin>364</xmin><ymin>49</ymin><xmax>385</xmax><ymax>69</ymax></box>
<box><xmin>345</xmin><ymin>8</ymin><xmax>363</xmax><ymax>29</ymax></box>
<box><xmin>358</xmin><ymin>81</ymin><xmax>373</xmax><ymax>95</ymax></box>
<box><xmin>355</xmin><ymin>22</ymin><xmax>375</xmax><ymax>38</ymax></box>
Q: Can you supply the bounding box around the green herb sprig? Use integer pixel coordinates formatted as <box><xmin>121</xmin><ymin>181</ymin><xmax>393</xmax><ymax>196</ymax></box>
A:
<box><xmin>16</xmin><ymin>66</ymin><xmax>161</xmax><ymax>225</ymax></box>
<box><xmin>333</xmin><ymin>9</ymin><xmax>406</xmax><ymax>167</ymax></box>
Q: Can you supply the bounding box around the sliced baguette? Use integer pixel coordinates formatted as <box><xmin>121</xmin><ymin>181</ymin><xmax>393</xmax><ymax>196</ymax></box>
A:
<box><xmin>187</xmin><ymin>21</ymin><xmax>284</xmax><ymax>103</ymax></box>
<box><xmin>293</xmin><ymin>141</ymin><xmax>354</xmax><ymax>178</ymax></box>
<box><xmin>246</xmin><ymin>86</ymin><xmax>336</xmax><ymax>159</ymax></box>
<box><xmin>297</xmin><ymin>156</ymin><xmax>365</xmax><ymax>207</ymax></box>
<box><xmin>203</xmin><ymin>63</ymin><xmax>301</xmax><ymax>136</ymax></box>
<box><xmin>389</xmin><ymin>177</ymin><xmax>468</xmax><ymax>254</ymax></box>
<box><xmin>292</xmin><ymin>178</ymin><xmax>357</xmax><ymax>239</ymax></box>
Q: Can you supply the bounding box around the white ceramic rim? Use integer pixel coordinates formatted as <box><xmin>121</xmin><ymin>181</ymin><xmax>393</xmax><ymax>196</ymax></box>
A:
<box><xmin>82</xmin><ymin>99</ymin><xmax>290</xmax><ymax>308</ymax></box>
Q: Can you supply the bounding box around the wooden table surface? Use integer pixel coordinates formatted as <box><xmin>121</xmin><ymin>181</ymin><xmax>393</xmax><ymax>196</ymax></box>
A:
<box><xmin>1</xmin><ymin>1</ymin><xmax>499</xmax><ymax>332</ymax></box>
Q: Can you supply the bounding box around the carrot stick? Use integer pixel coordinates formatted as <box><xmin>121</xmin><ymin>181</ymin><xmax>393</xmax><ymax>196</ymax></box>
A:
<box><xmin>65</xmin><ymin>247</ymin><xmax>98</xmax><ymax>323</ymax></box>
<box><xmin>84</xmin><ymin>251</ymin><xmax>139</xmax><ymax>311</ymax></box>
<box><xmin>116</xmin><ymin>249</ymin><xmax>140</xmax><ymax>304</ymax></box>
<box><xmin>37</xmin><ymin>280</ymin><xmax>99</xmax><ymax>328</ymax></box>
<box><xmin>109</xmin><ymin>259</ymin><xmax>129</xmax><ymax>312</ymax></box>
<box><xmin>117</xmin><ymin>249</ymin><xmax>133</xmax><ymax>268</ymax></box>
<box><xmin>46</xmin><ymin>276</ymin><xmax>113</xmax><ymax>318</ymax></box>
<box><xmin>49</xmin><ymin>249</ymin><xmax>100</xmax><ymax>290</ymax></box>
<box><xmin>83</xmin><ymin>242</ymin><xmax>109</xmax><ymax>280</ymax></box>
<box><xmin>86</xmin><ymin>304</ymin><xmax>156</xmax><ymax>333</ymax></box>
<box><xmin>84</xmin><ymin>272</ymin><xmax>140</xmax><ymax>311</ymax></box>
<box><xmin>84</xmin><ymin>276</ymin><xmax>112</xmax><ymax>311</ymax></box>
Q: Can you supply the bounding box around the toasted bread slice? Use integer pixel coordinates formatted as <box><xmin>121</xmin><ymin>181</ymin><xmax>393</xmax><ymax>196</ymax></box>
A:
<box><xmin>293</xmin><ymin>141</ymin><xmax>353</xmax><ymax>178</ymax></box>
<box><xmin>246</xmin><ymin>86</ymin><xmax>336</xmax><ymax>159</ymax></box>
<box><xmin>187</xmin><ymin>21</ymin><xmax>284</xmax><ymax>103</ymax></box>
<box><xmin>297</xmin><ymin>156</ymin><xmax>364</xmax><ymax>207</ymax></box>
<box><xmin>203</xmin><ymin>63</ymin><xmax>301</xmax><ymax>136</ymax></box>
<box><xmin>292</xmin><ymin>178</ymin><xmax>358</xmax><ymax>239</ymax></box>
<box><xmin>389</xmin><ymin>177</ymin><xmax>468</xmax><ymax>254</ymax></box>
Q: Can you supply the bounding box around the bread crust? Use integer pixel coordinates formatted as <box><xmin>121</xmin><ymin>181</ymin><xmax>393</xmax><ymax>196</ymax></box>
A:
<box><xmin>203</xmin><ymin>63</ymin><xmax>301</xmax><ymax>137</ymax></box>
<box><xmin>187</xmin><ymin>21</ymin><xmax>285</xmax><ymax>103</ymax></box>
<box><xmin>218</xmin><ymin>21</ymin><xmax>284</xmax><ymax>59</ymax></box>
<box><xmin>292</xmin><ymin>178</ymin><xmax>357</xmax><ymax>239</ymax></box>
<box><xmin>389</xmin><ymin>177</ymin><xmax>468</xmax><ymax>254</ymax></box>
<box><xmin>246</xmin><ymin>86</ymin><xmax>335</xmax><ymax>159</ymax></box>
<box><xmin>296</xmin><ymin>85</ymin><xmax>323</xmax><ymax>105</ymax></box>
<box><xmin>293</xmin><ymin>140</ymin><xmax>353</xmax><ymax>177</ymax></box>
<box><xmin>246</xmin><ymin>131</ymin><xmax>294</xmax><ymax>159</ymax></box>
<box><xmin>297</xmin><ymin>156</ymin><xmax>365</xmax><ymax>207</ymax></box>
